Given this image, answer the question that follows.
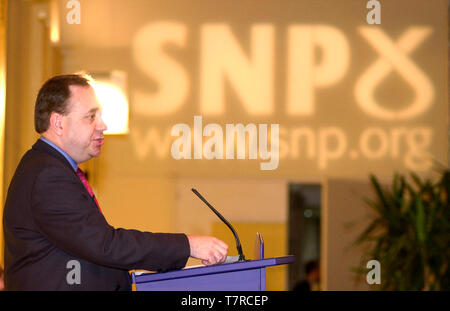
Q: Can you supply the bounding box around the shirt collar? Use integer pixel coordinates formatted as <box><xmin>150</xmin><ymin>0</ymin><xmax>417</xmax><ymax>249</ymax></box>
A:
<box><xmin>39</xmin><ymin>137</ymin><xmax>78</xmax><ymax>171</ymax></box>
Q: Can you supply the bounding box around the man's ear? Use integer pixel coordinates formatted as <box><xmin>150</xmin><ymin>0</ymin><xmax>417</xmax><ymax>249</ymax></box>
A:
<box><xmin>49</xmin><ymin>112</ymin><xmax>64</xmax><ymax>135</ymax></box>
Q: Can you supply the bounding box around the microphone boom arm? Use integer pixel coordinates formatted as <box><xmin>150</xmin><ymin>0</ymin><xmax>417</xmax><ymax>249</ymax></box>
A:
<box><xmin>191</xmin><ymin>188</ymin><xmax>246</xmax><ymax>261</ymax></box>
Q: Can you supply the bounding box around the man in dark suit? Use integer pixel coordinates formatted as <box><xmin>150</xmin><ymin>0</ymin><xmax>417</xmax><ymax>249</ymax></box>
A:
<box><xmin>3</xmin><ymin>74</ymin><xmax>228</xmax><ymax>290</ymax></box>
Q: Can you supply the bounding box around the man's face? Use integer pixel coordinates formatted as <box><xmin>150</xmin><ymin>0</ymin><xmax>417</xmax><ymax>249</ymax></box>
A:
<box><xmin>60</xmin><ymin>85</ymin><xmax>107</xmax><ymax>163</ymax></box>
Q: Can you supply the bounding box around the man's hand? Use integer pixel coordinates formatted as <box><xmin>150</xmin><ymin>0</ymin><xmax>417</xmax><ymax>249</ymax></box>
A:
<box><xmin>187</xmin><ymin>235</ymin><xmax>228</xmax><ymax>265</ymax></box>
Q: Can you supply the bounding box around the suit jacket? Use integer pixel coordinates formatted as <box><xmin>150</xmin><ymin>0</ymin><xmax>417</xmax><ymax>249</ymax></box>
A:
<box><xmin>3</xmin><ymin>139</ymin><xmax>190</xmax><ymax>290</ymax></box>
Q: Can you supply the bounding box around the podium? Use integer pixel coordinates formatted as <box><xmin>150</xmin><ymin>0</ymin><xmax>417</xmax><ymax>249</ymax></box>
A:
<box><xmin>130</xmin><ymin>234</ymin><xmax>294</xmax><ymax>291</ymax></box>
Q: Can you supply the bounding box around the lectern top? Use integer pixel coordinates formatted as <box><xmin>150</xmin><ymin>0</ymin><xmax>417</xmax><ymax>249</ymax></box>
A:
<box><xmin>132</xmin><ymin>256</ymin><xmax>294</xmax><ymax>284</ymax></box>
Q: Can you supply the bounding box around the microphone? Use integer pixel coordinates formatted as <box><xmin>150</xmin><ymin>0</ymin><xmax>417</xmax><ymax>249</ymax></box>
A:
<box><xmin>191</xmin><ymin>188</ymin><xmax>246</xmax><ymax>262</ymax></box>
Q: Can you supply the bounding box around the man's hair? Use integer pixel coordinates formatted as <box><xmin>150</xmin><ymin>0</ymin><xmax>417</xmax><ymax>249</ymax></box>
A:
<box><xmin>305</xmin><ymin>260</ymin><xmax>319</xmax><ymax>275</ymax></box>
<box><xmin>34</xmin><ymin>74</ymin><xmax>91</xmax><ymax>133</ymax></box>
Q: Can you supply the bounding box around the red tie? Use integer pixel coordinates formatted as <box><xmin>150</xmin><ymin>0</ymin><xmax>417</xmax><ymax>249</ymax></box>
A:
<box><xmin>76</xmin><ymin>168</ymin><xmax>102</xmax><ymax>213</ymax></box>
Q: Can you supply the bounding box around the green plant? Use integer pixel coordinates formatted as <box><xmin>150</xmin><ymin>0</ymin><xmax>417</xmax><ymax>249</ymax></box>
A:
<box><xmin>353</xmin><ymin>169</ymin><xmax>450</xmax><ymax>290</ymax></box>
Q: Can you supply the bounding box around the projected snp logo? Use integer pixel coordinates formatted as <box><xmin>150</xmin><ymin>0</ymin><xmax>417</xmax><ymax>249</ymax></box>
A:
<box><xmin>130</xmin><ymin>21</ymin><xmax>435</xmax><ymax>172</ymax></box>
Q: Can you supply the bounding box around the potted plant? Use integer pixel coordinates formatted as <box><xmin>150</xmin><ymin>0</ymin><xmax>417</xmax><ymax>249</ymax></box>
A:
<box><xmin>353</xmin><ymin>168</ymin><xmax>450</xmax><ymax>290</ymax></box>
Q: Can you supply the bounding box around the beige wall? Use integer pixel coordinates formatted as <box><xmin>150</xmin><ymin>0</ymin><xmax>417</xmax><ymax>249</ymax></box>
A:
<box><xmin>212</xmin><ymin>222</ymin><xmax>287</xmax><ymax>291</ymax></box>
<box><xmin>173</xmin><ymin>178</ymin><xmax>287</xmax><ymax>234</ymax></box>
<box><xmin>4</xmin><ymin>0</ymin><xmax>57</xmax><ymax>189</ymax></box>
<box><xmin>172</xmin><ymin>177</ymin><xmax>287</xmax><ymax>255</ymax></box>
<box><xmin>2</xmin><ymin>0</ymin><xmax>61</xmax><ymax>266</ymax></box>
<box><xmin>0</xmin><ymin>0</ymin><xmax>6</xmax><ymax>264</ymax></box>
<box><xmin>322</xmin><ymin>178</ymin><xmax>381</xmax><ymax>290</ymax></box>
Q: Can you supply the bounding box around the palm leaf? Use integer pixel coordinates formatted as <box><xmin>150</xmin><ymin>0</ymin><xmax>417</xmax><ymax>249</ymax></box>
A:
<box><xmin>353</xmin><ymin>170</ymin><xmax>450</xmax><ymax>290</ymax></box>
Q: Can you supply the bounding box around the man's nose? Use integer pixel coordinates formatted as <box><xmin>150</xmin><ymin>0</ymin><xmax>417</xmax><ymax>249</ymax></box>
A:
<box><xmin>97</xmin><ymin>117</ymin><xmax>108</xmax><ymax>132</ymax></box>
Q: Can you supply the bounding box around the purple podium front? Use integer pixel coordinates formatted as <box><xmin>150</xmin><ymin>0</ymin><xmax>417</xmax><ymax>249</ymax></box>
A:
<box><xmin>131</xmin><ymin>256</ymin><xmax>294</xmax><ymax>291</ymax></box>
